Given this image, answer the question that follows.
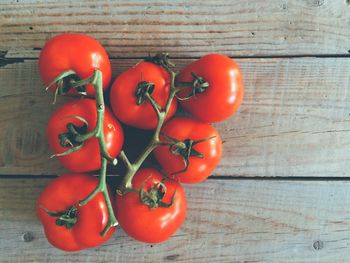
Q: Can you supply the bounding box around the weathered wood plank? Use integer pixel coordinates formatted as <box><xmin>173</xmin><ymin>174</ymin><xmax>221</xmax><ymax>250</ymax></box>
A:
<box><xmin>1</xmin><ymin>58</ymin><xmax>350</xmax><ymax>177</ymax></box>
<box><xmin>1</xmin><ymin>0</ymin><xmax>350</xmax><ymax>57</ymax></box>
<box><xmin>1</xmin><ymin>178</ymin><xmax>350</xmax><ymax>262</ymax></box>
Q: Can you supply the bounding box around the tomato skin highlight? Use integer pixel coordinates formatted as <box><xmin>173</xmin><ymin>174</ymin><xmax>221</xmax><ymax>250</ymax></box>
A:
<box><xmin>115</xmin><ymin>168</ymin><xmax>187</xmax><ymax>243</ymax></box>
<box><xmin>177</xmin><ymin>54</ymin><xmax>244</xmax><ymax>123</ymax></box>
<box><xmin>36</xmin><ymin>174</ymin><xmax>115</xmax><ymax>251</ymax></box>
<box><xmin>154</xmin><ymin>117</ymin><xmax>222</xmax><ymax>184</ymax></box>
<box><xmin>39</xmin><ymin>33</ymin><xmax>111</xmax><ymax>95</ymax></box>
<box><xmin>47</xmin><ymin>98</ymin><xmax>124</xmax><ymax>173</ymax></box>
<box><xmin>109</xmin><ymin>61</ymin><xmax>177</xmax><ymax>130</ymax></box>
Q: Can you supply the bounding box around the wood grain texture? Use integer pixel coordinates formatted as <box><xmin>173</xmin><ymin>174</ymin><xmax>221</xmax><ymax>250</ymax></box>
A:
<box><xmin>1</xmin><ymin>0</ymin><xmax>350</xmax><ymax>58</ymax></box>
<box><xmin>1</xmin><ymin>178</ymin><xmax>350</xmax><ymax>262</ymax></box>
<box><xmin>1</xmin><ymin>58</ymin><xmax>350</xmax><ymax>177</ymax></box>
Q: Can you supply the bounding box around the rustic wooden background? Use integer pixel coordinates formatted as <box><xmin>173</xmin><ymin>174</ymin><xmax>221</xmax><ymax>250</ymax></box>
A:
<box><xmin>1</xmin><ymin>0</ymin><xmax>350</xmax><ymax>262</ymax></box>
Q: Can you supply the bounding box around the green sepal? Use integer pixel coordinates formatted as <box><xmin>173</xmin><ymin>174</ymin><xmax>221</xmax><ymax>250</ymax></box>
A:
<box><xmin>139</xmin><ymin>178</ymin><xmax>176</xmax><ymax>209</ymax></box>
<box><xmin>160</xmin><ymin>133</ymin><xmax>216</xmax><ymax>174</ymax></box>
<box><xmin>135</xmin><ymin>81</ymin><xmax>155</xmax><ymax>105</ymax></box>
<box><xmin>144</xmin><ymin>52</ymin><xmax>175</xmax><ymax>70</ymax></box>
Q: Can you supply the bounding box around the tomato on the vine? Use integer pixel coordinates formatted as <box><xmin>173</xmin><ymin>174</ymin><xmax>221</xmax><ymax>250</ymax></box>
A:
<box><xmin>109</xmin><ymin>61</ymin><xmax>177</xmax><ymax>129</ymax></box>
<box><xmin>36</xmin><ymin>173</ymin><xmax>115</xmax><ymax>251</ymax></box>
<box><xmin>115</xmin><ymin>168</ymin><xmax>187</xmax><ymax>243</ymax></box>
<box><xmin>39</xmin><ymin>33</ymin><xmax>111</xmax><ymax>96</ymax></box>
<box><xmin>47</xmin><ymin>98</ymin><xmax>124</xmax><ymax>172</ymax></box>
<box><xmin>154</xmin><ymin>117</ymin><xmax>222</xmax><ymax>183</ymax></box>
<box><xmin>176</xmin><ymin>54</ymin><xmax>244</xmax><ymax>123</ymax></box>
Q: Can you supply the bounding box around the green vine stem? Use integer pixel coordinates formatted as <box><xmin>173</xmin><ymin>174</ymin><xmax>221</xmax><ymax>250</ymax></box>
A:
<box><xmin>117</xmin><ymin>71</ymin><xmax>178</xmax><ymax>194</ymax></box>
<box><xmin>116</xmin><ymin>55</ymin><xmax>212</xmax><ymax>194</ymax></box>
<box><xmin>76</xmin><ymin>70</ymin><xmax>118</xmax><ymax>236</ymax></box>
<box><xmin>49</xmin><ymin>69</ymin><xmax>118</xmax><ymax>236</ymax></box>
<box><xmin>49</xmin><ymin>54</ymin><xmax>209</xmax><ymax>235</ymax></box>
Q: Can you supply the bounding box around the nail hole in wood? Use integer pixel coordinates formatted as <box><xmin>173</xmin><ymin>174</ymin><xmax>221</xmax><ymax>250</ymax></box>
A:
<box><xmin>315</xmin><ymin>0</ymin><xmax>324</xmax><ymax>6</ymax></box>
<box><xmin>313</xmin><ymin>240</ymin><xmax>324</xmax><ymax>250</ymax></box>
<box><xmin>21</xmin><ymin>231</ymin><xmax>34</xmax><ymax>242</ymax></box>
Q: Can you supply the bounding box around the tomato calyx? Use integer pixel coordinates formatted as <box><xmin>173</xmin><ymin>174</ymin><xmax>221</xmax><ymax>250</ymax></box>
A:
<box><xmin>45</xmin><ymin>70</ymin><xmax>90</xmax><ymax>103</ymax></box>
<box><xmin>135</xmin><ymin>81</ymin><xmax>156</xmax><ymax>105</ymax></box>
<box><xmin>63</xmin><ymin>74</ymin><xmax>85</xmax><ymax>94</ymax></box>
<box><xmin>139</xmin><ymin>178</ymin><xmax>176</xmax><ymax>209</ymax></box>
<box><xmin>50</xmin><ymin>115</ymin><xmax>92</xmax><ymax>158</ymax></box>
<box><xmin>144</xmin><ymin>52</ymin><xmax>174</xmax><ymax>71</ymax></box>
<box><xmin>175</xmin><ymin>72</ymin><xmax>209</xmax><ymax>100</ymax></box>
<box><xmin>161</xmin><ymin>132</ymin><xmax>216</xmax><ymax>174</ymax></box>
<box><xmin>59</xmin><ymin>122</ymin><xmax>88</xmax><ymax>148</ymax></box>
<box><xmin>41</xmin><ymin>205</ymin><xmax>78</xmax><ymax>229</ymax></box>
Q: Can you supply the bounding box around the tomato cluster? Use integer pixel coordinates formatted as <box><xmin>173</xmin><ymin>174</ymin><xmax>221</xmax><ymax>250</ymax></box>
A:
<box><xmin>36</xmin><ymin>34</ymin><xmax>244</xmax><ymax>251</ymax></box>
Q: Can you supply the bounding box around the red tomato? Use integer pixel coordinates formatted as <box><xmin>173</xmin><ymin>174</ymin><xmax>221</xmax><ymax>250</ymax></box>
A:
<box><xmin>109</xmin><ymin>61</ymin><xmax>177</xmax><ymax>129</ymax></box>
<box><xmin>47</xmin><ymin>98</ymin><xmax>123</xmax><ymax>172</ymax></box>
<box><xmin>154</xmin><ymin>117</ymin><xmax>222</xmax><ymax>183</ymax></box>
<box><xmin>36</xmin><ymin>174</ymin><xmax>115</xmax><ymax>251</ymax></box>
<box><xmin>176</xmin><ymin>54</ymin><xmax>244</xmax><ymax>123</ymax></box>
<box><xmin>115</xmin><ymin>168</ymin><xmax>187</xmax><ymax>243</ymax></box>
<box><xmin>39</xmin><ymin>33</ymin><xmax>111</xmax><ymax>96</ymax></box>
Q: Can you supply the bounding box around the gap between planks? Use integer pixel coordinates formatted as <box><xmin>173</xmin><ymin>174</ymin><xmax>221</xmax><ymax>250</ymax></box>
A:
<box><xmin>3</xmin><ymin>175</ymin><xmax>350</xmax><ymax>182</ymax></box>
<box><xmin>2</xmin><ymin>53</ymin><xmax>350</xmax><ymax>62</ymax></box>
<box><xmin>2</xmin><ymin>52</ymin><xmax>350</xmax><ymax>69</ymax></box>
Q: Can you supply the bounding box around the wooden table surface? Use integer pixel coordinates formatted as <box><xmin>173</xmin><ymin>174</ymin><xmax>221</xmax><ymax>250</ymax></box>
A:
<box><xmin>1</xmin><ymin>1</ymin><xmax>350</xmax><ymax>262</ymax></box>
